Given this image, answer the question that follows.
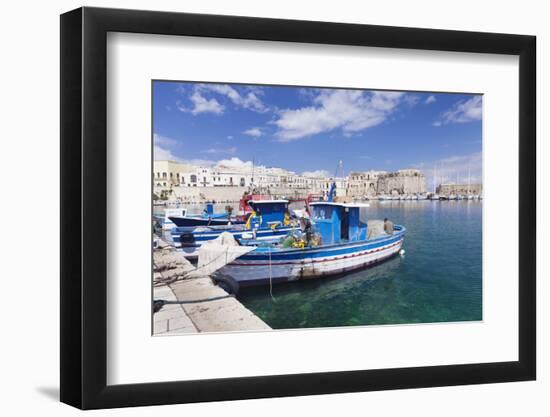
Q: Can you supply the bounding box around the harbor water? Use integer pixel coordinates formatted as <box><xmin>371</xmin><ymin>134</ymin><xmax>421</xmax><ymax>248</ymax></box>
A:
<box><xmin>236</xmin><ymin>200</ymin><xmax>482</xmax><ymax>329</ymax></box>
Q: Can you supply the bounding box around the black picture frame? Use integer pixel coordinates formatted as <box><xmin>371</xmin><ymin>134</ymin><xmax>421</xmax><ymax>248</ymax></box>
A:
<box><xmin>60</xmin><ymin>6</ymin><xmax>536</xmax><ymax>410</ymax></box>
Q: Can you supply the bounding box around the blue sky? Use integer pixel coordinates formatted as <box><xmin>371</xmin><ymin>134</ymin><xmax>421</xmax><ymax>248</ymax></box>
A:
<box><xmin>153</xmin><ymin>81</ymin><xmax>482</xmax><ymax>187</ymax></box>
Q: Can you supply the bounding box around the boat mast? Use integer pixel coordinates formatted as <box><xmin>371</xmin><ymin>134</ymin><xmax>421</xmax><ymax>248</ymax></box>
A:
<box><xmin>468</xmin><ymin>165</ymin><xmax>471</xmax><ymax>195</ymax></box>
<box><xmin>252</xmin><ymin>157</ymin><xmax>255</xmax><ymax>189</ymax></box>
<box><xmin>433</xmin><ymin>165</ymin><xmax>437</xmax><ymax>194</ymax></box>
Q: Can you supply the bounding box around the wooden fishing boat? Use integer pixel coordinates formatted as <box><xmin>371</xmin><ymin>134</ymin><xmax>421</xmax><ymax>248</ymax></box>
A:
<box><xmin>217</xmin><ymin>202</ymin><xmax>406</xmax><ymax>288</ymax></box>
<box><xmin>171</xmin><ymin>200</ymin><xmax>294</xmax><ymax>258</ymax></box>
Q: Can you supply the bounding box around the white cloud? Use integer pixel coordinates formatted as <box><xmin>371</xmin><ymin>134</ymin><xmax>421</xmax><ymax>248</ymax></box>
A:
<box><xmin>227</xmin><ymin>135</ymin><xmax>233</xmax><ymax>140</ymax></box>
<box><xmin>302</xmin><ymin>169</ymin><xmax>331</xmax><ymax>178</ymax></box>
<box><xmin>403</xmin><ymin>94</ymin><xmax>420</xmax><ymax>107</ymax></box>
<box><xmin>425</xmin><ymin>95</ymin><xmax>436</xmax><ymax>104</ymax></box>
<box><xmin>434</xmin><ymin>96</ymin><xmax>482</xmax><ymax>126</ymax></box>
<box><xmin>154</xmin><ymin>145</ymin><xmax>180</xmax><ymax>161</ymax></box>
<box><xmin>202</xmin><ymin>147</ymin><xmax>237</xmax><ymax>155</ymax></box>
<box><xmin>197</xmin><ymin>84</ymin><xmax>268</xmax><ymax>113</ymax></box>
<box><xmin>153</xmin><ymin>133</ymin><xmax>177</xmax><ymax>147</ymax></box>
<box><xmin>153</xmin><ymin>134</ymin><xmax>181</xmax><ymax>161</ymax></box>
<box><xmin>181</xmin><ymin>158</ymin><xmax>217</xmax><ymax>167</ymax></box>
<box><xmin>243</xmin><ymin>127</ymin><xmax>263</xmax><ymax>137</ymax></box>
<box><xmin>215</xmin><ymin>157</ymin><xmax>254</xmax><ymax>171</ymax></box>
<box><xmin>273</xmin><ymin>90</ymin><xmax>404</xmax><ymax>141</ymax></box>
<box><xmin>186</xmin><ymin>91</ymin><xmax>225</xmax><ymax>115</ymax></box>
<box><xmin>426</xmin><ymin>152</ymin><xmax>482</xmax><ymax>189</ymax></box>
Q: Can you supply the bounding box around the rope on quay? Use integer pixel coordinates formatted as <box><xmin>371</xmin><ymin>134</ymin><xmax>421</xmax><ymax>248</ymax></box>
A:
<box><xmin>268</xmin><ymin>246</ymin><xmax>276</xmax><ymax>302</ymax></box>
<box><xmin>153</xmin><ymin>295</ymin><xmax>236</xmax><ymax>313</ymax></box>
<box><xmin>153</xmin><ymin>245</ymin><xmax>234</xmax><ymax>287</ymax></box>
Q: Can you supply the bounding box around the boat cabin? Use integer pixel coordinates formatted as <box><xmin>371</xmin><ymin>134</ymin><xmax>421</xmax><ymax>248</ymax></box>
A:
<box><xmin>309</xmin><ymin>202</ymin><xmax>368</xmax><ymax>245</ymax></box>
<box><xmin>203</xmin><ymin>202</ymin><xmax>214</xmax><ymax>216</ymax></box>
<box><xmin>164</xmin><ymin>208</ymin><xmax>187</xmax><ymax>220</ymax></box>
<box><xmin>247</xmin><ymin>200</ymin><xmax>289</xmax><ymax>228</ymax></box>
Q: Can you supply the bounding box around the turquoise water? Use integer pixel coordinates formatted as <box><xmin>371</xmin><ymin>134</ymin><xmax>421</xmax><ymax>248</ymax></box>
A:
<box><xmin>237</xmin><ymin>200</ymin><xmax>482</xmax><ymax>329</ymax></box>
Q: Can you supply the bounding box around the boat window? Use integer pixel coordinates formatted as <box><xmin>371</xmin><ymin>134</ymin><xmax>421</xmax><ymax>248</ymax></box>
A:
<box><xmin>341</xmin><ymin>211</ymin><xmax>349</xmax><ymax>240</ymax></box>
<box><xmin>312</xmin><ymin>206</ymin><xmax>333</xmax><ymax>220</ymax></box>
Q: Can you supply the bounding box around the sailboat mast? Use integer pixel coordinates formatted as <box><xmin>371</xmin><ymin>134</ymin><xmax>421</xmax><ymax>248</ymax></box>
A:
<box><xmin>251</xmin><ymin>157</ymin><xmax>255</xmax><ymax>189</ymax></box>
<box><xmin>468</xmin><ymin>166</ymin><xmax>471</xmax><ymax>195</ymax></box>
<box><xmin>433</xmin><ymin>166</ymin><xmax>436</xmax><ymax>194</ymax></box>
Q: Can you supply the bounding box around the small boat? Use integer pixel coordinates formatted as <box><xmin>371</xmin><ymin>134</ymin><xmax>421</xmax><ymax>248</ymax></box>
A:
<box><xmin>217</xmin><ymin>202</ymin><xmax>406</xmax><ymax>288</ymax></box>
<box><xmin>171</xmin><ymin>200</ymin><xmax>294</xmax><ymax>258</ymax></box>
<box><xmin>155</xmin><ymin>207</ymin><xmax>187</xmax><ymax>231</ymax></box>
<box><xmin>169</xmin><ymin>202</ymin><xmax>244</xmax><ymax>227</ymax></box>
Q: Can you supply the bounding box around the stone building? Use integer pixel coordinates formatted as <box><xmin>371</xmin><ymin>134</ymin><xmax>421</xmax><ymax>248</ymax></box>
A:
<box><xmin>347</xmin><ymin>170</ymin><xmax>388</xmax><ymax>197</ymax></box>
<box><xmin>377</xmin><ymin>169</ymin><xmax>427</xmax><ymax>196</ymax></box>
<box><xmin>347</xmin><ymin>169</ymin><xmax>426</xmax><ymax>198</ymax></box>
<box><xmin>153</xmin><ymin>160</ymin><xmax>326</xmax><ymax>196</ymax></box>
<box><xmin>154</xmin><ymin>161</ymin><xmax>428</xmax><ymax>201</ymax></box>
<box><xmin>437</xmin><ymin>183</ymin><xmax>483</xmax><ymax>196</ymax></box>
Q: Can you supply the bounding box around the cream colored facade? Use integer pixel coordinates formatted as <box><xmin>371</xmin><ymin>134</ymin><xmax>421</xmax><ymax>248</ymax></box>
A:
<box><xmin>154</xmin><ymin>161</ymin><xmax>430</xmax><ymax>201</ymax></box>
<box><xmin>153</xmin><ymin>160</ymin><xmax>195</xmax><ymax>188</ymax></box>
<box><xmin>154</xmin><ymin>160</ymin><xmax>326</xmax><ymax>192</ymax></box>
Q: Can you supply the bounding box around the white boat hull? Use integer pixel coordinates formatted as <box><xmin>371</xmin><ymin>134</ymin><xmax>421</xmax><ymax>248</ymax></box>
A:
<box><xmin>218</xmin><ymin>234</ymin><xmax>404</xmax><ymax>288</ymax></box>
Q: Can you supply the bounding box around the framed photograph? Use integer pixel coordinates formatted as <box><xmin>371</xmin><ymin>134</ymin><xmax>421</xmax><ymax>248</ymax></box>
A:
<box><xmin>60</xmin><ymin>7</ymin><xmax>536</xmax><ymax>409</ymax></box>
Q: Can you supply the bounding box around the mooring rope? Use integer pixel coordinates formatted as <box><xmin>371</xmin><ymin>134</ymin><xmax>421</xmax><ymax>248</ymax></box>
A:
<box><xmin>160</xmin><ymin>294</ymin><xmax>235</xmax><ymax>305</ymax></box>
<box><xmin>268</xmin><ymin>246</ymin><xmax>275</xmax><ymax>301</ymax></box>
<box><xmin>153</xmin><ymin>245</ymin><xmax>237</xmax><ymax>286</ymax></box>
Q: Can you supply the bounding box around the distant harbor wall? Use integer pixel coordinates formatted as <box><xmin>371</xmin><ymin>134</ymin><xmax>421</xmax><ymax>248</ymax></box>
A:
<box><xmin>437</xmin><ymin>183</ymin><xmax>482</xmax><ymax>196</ymax></box>
<box><xmin>153</xmin><ymin>161</ymin><xmax>442</xmax><ymax>204</ymax></box>
<box><xmin>158</xmin><ymin>184</ymin><xmax>317</xmax><ymax>203</ymax></box>
<box><xmin>169</xmin><ymin>186</ymin><xmax>248</xmax><ymax>203</ymax></box>
<box><xmin>375</xmin><ymin>171</ymin><xmax>427</xmax><ymax>196</ymax></box>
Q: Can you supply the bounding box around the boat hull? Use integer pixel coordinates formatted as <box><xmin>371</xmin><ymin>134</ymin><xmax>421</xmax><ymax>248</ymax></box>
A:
<box><xmin>172</xmin><ymin>225</ymin><xmax>295</xmax><ymax>257</ymax></box>
<box><xmin>218</xmin><ymin>230</ymin><xmax>405</xmax><ymax>288</ymax></box>
<box><xmin>169</xmin><ymin>216</ymin><xmax>244</xmax><ymax>227</ymax></box>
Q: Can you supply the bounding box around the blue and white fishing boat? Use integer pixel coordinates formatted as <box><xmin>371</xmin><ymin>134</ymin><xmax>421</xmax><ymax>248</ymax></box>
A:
<box><xmin>171</xmin><ymin>200</ymin><xmax>295</xmax><ymax>258</ymax></box>
<box><xmin>154</xmin><ymin>207</ymin><xmax>187</xmax><ymax>231</ymax></box>
<box><xmin>169</xmin><ymin>202</ymin><xmax>244</xmax><ymax>227</ymax></box>
<box><xmin>217</xmin><ymin>202</ymin><xmax>406</xmax><ymax>288</ymax></box>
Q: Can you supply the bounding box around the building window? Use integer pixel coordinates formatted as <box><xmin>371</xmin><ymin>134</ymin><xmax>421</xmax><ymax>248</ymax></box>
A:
<box><xmin>162</xmin><ymin>172</ymin><xmax>167</xmax><ymax>179</ymax></box>
<box><xmin>190</xmin><ymin>175</ymin><xmax>197</xmax><ymax>183</ymax></box>
<box><xmin>240</xmin><ymin>177</ymin><xmax>245</xmax><ymax>186</ymax></box>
